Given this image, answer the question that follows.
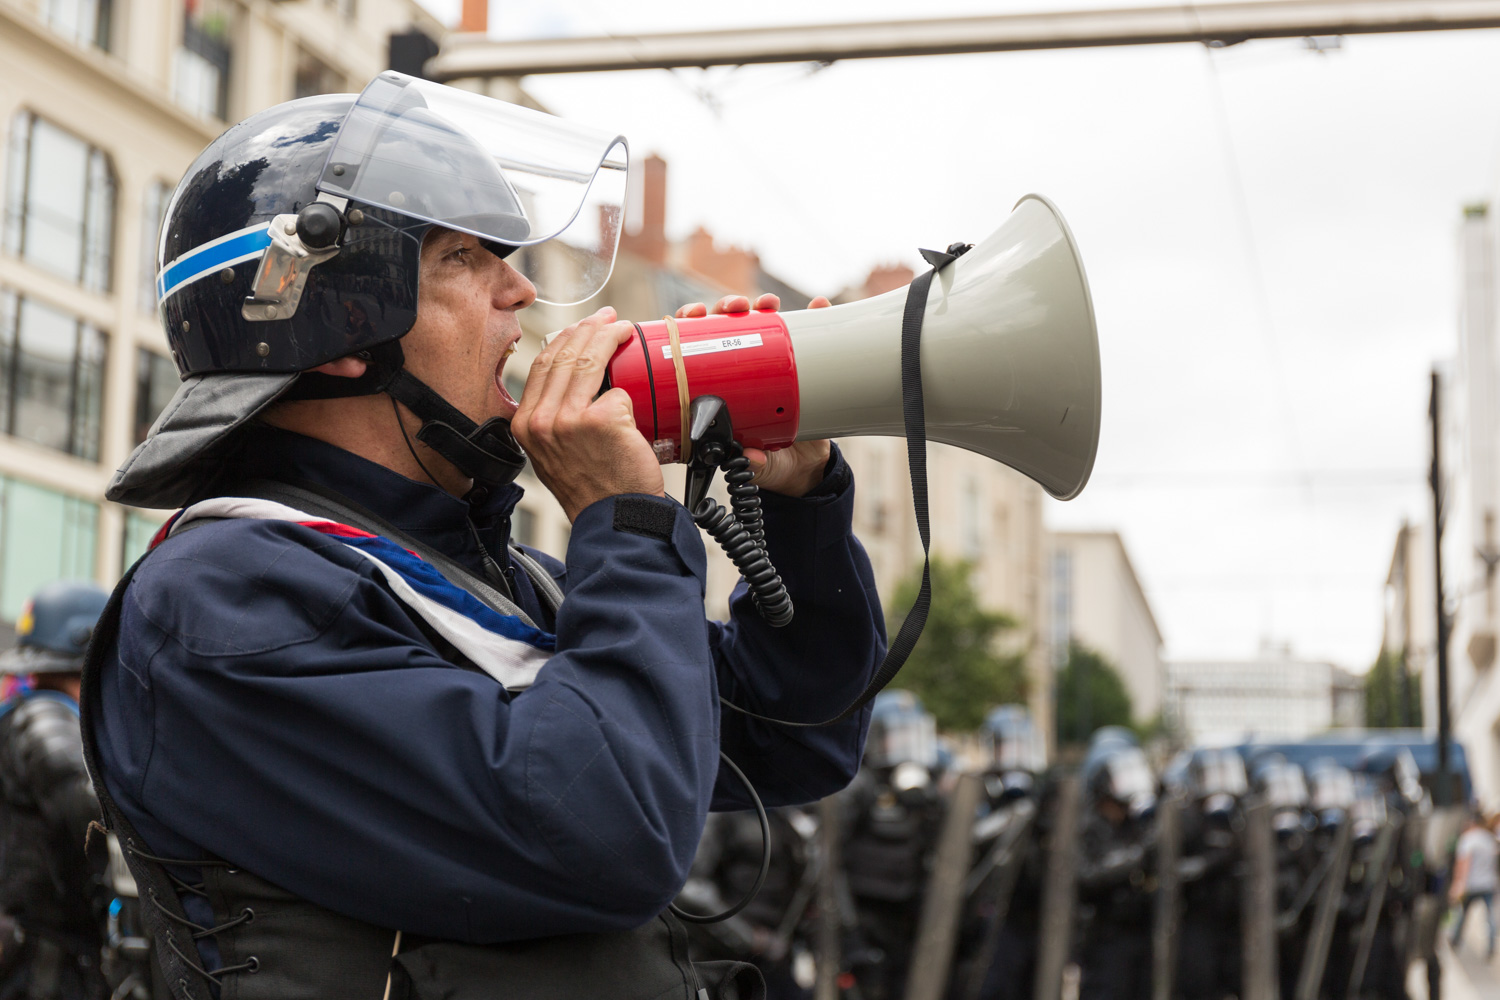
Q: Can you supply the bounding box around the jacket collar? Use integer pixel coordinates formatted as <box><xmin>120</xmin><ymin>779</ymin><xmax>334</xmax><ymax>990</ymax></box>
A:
<box><xmin>222</xmin><ymin>425</ymin><xmax>525</xmax><ymax>573</ymax></box>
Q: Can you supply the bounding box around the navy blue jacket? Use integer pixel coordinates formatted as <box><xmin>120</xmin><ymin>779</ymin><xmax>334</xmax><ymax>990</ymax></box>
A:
<box><xmin>95</xmin><ymin>427</ymin><xmax>884</xmax><ymax>944</ymax></box>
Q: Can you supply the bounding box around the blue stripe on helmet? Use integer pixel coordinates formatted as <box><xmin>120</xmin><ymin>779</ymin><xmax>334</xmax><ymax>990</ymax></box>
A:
<box><xmin>157</xmin><ymin>224</ymin><xmax>273</xmax><ymax>303</ymax></box>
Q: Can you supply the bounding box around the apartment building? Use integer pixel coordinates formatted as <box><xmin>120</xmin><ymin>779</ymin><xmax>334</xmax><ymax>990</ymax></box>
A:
<box><xmin>0</xmin><ymin>0</ymin><xmax>443</xmax><ymax>629</ymax></box>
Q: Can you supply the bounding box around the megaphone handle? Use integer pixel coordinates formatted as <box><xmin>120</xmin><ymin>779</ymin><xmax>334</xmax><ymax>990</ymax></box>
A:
<box><xmin>717</xmin><ymin>243</ymin><xmax>969</xmax><ymax>728</ymax></box>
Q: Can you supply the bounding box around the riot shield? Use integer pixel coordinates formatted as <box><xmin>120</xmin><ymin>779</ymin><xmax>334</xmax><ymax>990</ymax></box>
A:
<box><xmin>960</xmin><ymin>798</ymin><xmax>1039</xmax><ymax>1000</ymax></box>
<box><xmin>1346</xmin><ymin>817</ymin><xmax>1402</xmax><ymax>1000</ymax></box>
<box><xmin>1295</xmin><ymin>822</ymin><xmax>1355</xmax><ymax>1000</ymax></box>
<box><xmin>1034</xmin><ymin>774</ymin><xmax>1082</xmax><ymax>1000</ymax></box>
<box><xmin>1152</xmin><ymin>792</ymin><xmax>1184</xmax><ymax>1000</ymax></box>
<box><xmin>816</xmin><ymin>794</ymin><xmax>842</xmax><ymax>1000</ymax></box>
<box><xmin>1241</xmin><ymin>798</ymin><xmax>1279</xmax><ymax>1000</ymax></box>
<box><xmin>908</xmin><ymin>773</ymin><xmax>985</xmax><ymax>1000</ymax></box>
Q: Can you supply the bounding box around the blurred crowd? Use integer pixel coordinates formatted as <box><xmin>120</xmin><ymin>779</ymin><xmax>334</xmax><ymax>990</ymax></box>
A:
<box><xmin>677</xmin><ymin>692</ymin><xmax>1455</xmax><ymax>1000</ymax></box>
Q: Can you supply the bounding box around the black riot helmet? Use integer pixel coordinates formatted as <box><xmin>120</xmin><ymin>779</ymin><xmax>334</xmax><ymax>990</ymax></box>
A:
<box><xmin>1082</xmin><ymin>729</ymin><xmax>1156</xmax><ymax>822</ymax></box>
<box><xmin>1185</xmin><ymin>747</ymin><xmax>1248</xmax><ymax>821</ymax></box>
<box><xmin>980</xmin><ymin>704</ymin><xmax>1047</xmax><ymax>802</ymax></box>
<box><xmin>1250</xmin><ymin>753</ymin><xmax>1311</xmax><ymax>839</ymax></box>
<box><xmin>112</xmin><ymin>73</ymin><xmax>629</xmax><ymax>509</ymax></box>
<box><xmin>1306</xmin><ymin>757</ymin><xmax>1356</xmax><ymax>831</ymax></box>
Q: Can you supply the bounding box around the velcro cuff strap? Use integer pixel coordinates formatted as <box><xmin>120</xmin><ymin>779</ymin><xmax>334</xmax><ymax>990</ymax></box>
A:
<box><xmin>613</xmin><ymin>496</ymin><xmax>677</xmax><ymax>542</ymax></box>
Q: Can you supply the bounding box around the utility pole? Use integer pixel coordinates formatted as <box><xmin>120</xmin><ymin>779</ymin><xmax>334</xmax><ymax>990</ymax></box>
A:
<box><xmin>429</xmin><ymin>0</ymin><xmax>1500</xmax><ymax>80</ymax></box>
<box><xmin>1430</xmin><ymin>370</ymin><xmax>1453</xmax><ymax>807</ymax></box>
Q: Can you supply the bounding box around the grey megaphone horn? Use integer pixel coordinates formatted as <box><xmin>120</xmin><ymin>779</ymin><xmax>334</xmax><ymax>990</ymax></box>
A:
<box><xmin>608</xmin><ymin>194</ymin><xmax>1102</xmax><ymax>500</ymax></box>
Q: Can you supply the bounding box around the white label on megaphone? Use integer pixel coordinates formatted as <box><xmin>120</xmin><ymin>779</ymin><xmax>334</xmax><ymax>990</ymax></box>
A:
<box><xmin>659</xmin><ymin>333</ymin><xmax>764</xmax><ymax>360</ymax></box>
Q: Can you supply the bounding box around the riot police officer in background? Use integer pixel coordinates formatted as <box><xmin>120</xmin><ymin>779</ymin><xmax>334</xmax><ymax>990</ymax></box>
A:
<box><xmin>953</xmin><ymin>705</ymin><xmax>1049</xmax><ymax>1000</ymax></box>
<box><xmin>1306</xmin><ymin>758</ymin><xmax>1358</xmax><ymax>999</ymax></box>
<box><xmin>0</xmin><ymin>582</ymin><xmax>109</xmax><ymax>1000</ymax></box>
<box><xmin>1172</xmin><ymin>747</ymin><xmax>1249</xmax><ymax>1000</ymax></box>
<box><xmin>1249</xmin><ymin>753</ymin><xmax>1316</xmax><ymax>1000</ymax></box>
<box><xmin>1075</xmin><ymin>728</ymin><xmax>1158</xmax><ymax>1000</ymax></box>
<box><xmin>679</xmin><ymin>805</ymin><xmax>818</xmax><ymax>1000</ymax></box>
<box><xmin>842</xmin><ymin>691</ymin><xmax>944</xmax><ymax>1000</ymax></box>
<box><xmin>1362</xmin><ymin>749</ymin><xmax>1428</xmax><ymax>1000</ymax></box>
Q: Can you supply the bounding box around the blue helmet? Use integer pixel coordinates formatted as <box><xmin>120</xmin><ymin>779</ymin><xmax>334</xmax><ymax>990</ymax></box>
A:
<box><xmin>111</xmin><ymin>73</ymin><xmax>628</xmax><ymax>509</ymax></box>
<box><xmin>0</xmin><ymin>581</ymin><xmax>110</xmax><ymax>674</ymax></box>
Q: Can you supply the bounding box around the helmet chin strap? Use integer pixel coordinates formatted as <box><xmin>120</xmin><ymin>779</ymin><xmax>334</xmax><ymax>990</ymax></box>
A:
<box><xmin>287</xmin><ymin>339</ymin><xmax>526</xmax><ymax>490</ymax></box>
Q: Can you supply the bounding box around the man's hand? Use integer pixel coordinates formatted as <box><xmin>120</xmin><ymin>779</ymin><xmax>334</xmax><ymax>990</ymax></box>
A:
<box><xmin>673</xmin><ymin>293</ymin><xmax>835</xmax><ymax>498</ymax></box>
<box><xmin>512</xmin><ymin>307</ymin><xmax>665</xmax><ymax>522</ymax></box>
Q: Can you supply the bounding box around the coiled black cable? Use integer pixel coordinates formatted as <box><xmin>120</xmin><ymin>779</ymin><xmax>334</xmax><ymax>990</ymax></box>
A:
<box><xmin>691</xmin><ymin>452</ymin><xmax>793</xmax><ymax>627</ymax></box>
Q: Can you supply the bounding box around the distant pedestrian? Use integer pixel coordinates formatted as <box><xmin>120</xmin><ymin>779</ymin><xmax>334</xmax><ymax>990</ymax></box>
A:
<box><xmin>1449</xmin><ymin>812</ymin><xmax>1499</xmax><ymax>958</ymax></box>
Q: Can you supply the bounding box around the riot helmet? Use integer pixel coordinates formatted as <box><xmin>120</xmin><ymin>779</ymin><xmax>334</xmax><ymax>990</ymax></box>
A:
<box><xmin>1185</xmin><ymin>747</ymin><xmax>1248</xmax><ymax>821</ymax></box>
<box><xmin>0</xmin><ymin>581</ymin><xmax>110</xmax><ymax>675</ymax></box>
<box><xmin>112</xmin><ymin>72</ymin><xmax>629</xmax><ymax>509</ymax></box>
<box><xmin>1250</xmin><ymin>753</ymin><xmax>1311</xmax><ymax>839</ymax></box>
<box><xmin>1362</xmin><ymin>747</ymin><xmax>1425</xmax><ymax>813</ymax></box>
<box><xmin>1350</xmin><ymin>775</ymin><xmax>1389</xmax><ymax>845</ymax></box>
<box><xmin>980</xmin><ymin>704</ymin><xmax>1047</xmax><ymax>802</ymax></box>
<box><xmin>1306</xmin><ymin>757</ymin><xmax>1356</xmax><ymax>830</ymax></box>
<box><xmin>1083</xmin><ymin>731</ymin><xmax>1156</xmax><ymax>822</ymax></box>
<box><xmin>866</xmin><ymin>690</ymin><xmax>939</xmax><ymax>773</ymax></box>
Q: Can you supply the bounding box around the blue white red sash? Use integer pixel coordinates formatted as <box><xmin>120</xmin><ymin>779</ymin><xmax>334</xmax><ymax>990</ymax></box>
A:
<box><xmin>154</xmin><ymin>498</ymin><xmax>556</xmax><ymax>692</ymax></box>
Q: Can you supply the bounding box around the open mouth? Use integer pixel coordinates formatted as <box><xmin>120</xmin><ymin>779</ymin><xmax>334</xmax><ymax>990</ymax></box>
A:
<box><xmin>495</xmin><ymin>340</ymin><xmax>520</xmax><ymax>409</ymax></box>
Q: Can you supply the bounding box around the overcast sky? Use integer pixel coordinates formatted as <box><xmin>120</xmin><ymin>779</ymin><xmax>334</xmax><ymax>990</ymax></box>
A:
<box><xmin>419</xmin><ymin>0</ymin><xmax>1500</xmax><ymax>670</ymax></box>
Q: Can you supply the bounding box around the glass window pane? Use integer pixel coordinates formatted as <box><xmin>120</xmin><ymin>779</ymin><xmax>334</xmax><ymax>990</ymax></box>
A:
<box><xmin>13</xmin><ymin>299</ymin><xmax>77</xmax><ymax>454</ymax></box>
<box><xmin>82</xmin><ymin>149</ymin><xmax>114</xmax><ymax>293</ymax></box>
<box><xmin>0</xmin><ymin>291</ymin><xmax>14</xmax><ymax>437</ymax></box>
<box><xmin>0</xmin><ymin>476</ymin><xmax>98</xmax><ymax>621</ymax></box>
<box><xmin>122</xmin><ymin>511</ymin><xmax>161</xmax><ymax>568</ymax></box>
<box><xmin>134</xmin><ymin>349</ymin><xmax>177</xmax><ymax>444</ymax></box>
<box><xmin>3</xmin><ymin>113</ymin><xmax>31</xmax><ymax>256</ymax></box>
<box><xmin>71</xmin><ymin>326</ymin><xmax>105</xmax><ymax>462</ymax></box>
<box><xmin>140</xmin><ymin>181</ymin><xmax>170</xmax><ymax>313</ymax></box>
<box><xmin>21</xmin><ymin>119</ymin><xmax>89</xmax><ymax>282</ymax></box>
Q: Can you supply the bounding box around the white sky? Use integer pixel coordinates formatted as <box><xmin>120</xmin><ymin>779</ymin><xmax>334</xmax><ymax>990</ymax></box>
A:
<box><xmin>419</xmin><ymin>0</ymin><xmax>1500</xmax><ymax>670</ymax></box>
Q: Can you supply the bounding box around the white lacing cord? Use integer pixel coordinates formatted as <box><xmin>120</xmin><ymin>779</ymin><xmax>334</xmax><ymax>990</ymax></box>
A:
<box><xmin>381</xmin><ymin>930</ymin><xmax>403</xmax><ymax>1000</ymax></box>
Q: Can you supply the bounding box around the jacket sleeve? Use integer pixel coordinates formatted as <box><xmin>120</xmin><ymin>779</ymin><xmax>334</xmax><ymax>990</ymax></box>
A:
<box><xmin>100</xmin><ymin>498</ymin><xmax>722</xmax><ymax>944</ymax></box>
<box><xmin>7</xmin><ymin>698</ymin><xmax>99</xmax><ymax>858</ymax></box>
<box><xmin>707</xmin><ymin>446</ymin><xmax>886</xmax><ymax>810</ymax></box>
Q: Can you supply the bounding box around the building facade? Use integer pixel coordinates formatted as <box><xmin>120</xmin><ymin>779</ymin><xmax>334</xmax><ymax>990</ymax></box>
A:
<box><xmin>1167</xmin><ymin>647</ymin><xmax>1363</xmax><ymax>745</ymax></box>
<box><xmin>1047</xmin><ymin>530</ymin><xmax>1164</xmax><ymax>725</ymax></box>
<box><xmin>0</xmin><ymin>0</ymin><xmax>444</xmax><ymax>634</ymax></box>
<box><xmin>1407</xmin><ymin>204</ymin><xmax>1500</xmax><ymax>808</ymax></box>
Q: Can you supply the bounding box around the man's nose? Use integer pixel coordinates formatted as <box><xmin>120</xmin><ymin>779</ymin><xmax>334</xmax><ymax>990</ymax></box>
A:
<box><xmin>495</xmin><ymin>261</ymin><xmax>537</xmax><ymax>311</ymax></box>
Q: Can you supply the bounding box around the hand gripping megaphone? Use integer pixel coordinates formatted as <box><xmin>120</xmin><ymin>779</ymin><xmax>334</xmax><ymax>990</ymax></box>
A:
<box><xmin>605</xmin><ymin>194</ymin><xmax>1101</xmax><ymax>501</ymax></box>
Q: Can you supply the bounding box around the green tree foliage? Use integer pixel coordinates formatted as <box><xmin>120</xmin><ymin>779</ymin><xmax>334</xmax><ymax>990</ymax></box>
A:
<box><xmin>1365</xmin><ymin>646</ymin><xmax>1422</xmax><ymax>728</ymax></box>
<box><xmin>1055</xmin><ymin>642</ymin><xmax>1134</xmax><ymax>746</ymax></box>
<box><xmin>886</xmin><ymin>557</ymin><xmax>1028</xmax><ymax>731</ymax></box>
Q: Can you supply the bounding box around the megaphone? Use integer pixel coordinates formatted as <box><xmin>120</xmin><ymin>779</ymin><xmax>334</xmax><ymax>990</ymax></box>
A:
<box><xmin>605</xmin><ymin>194</ymin><xmax>1101</xmax><ymax>500</ymax></box>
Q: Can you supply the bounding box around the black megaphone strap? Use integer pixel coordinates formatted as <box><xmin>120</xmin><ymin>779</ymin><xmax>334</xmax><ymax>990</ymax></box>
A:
<box><xmin>719</xmin><ymin>242</ymin><xmax>971</xmax><ymax>728</ymax></box>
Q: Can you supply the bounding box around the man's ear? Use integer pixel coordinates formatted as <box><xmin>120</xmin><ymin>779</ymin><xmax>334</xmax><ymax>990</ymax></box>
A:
<box><xmin>310</xmin><ymin>356</ymin><xmax>369</xmax><ymax>378</ymax></box>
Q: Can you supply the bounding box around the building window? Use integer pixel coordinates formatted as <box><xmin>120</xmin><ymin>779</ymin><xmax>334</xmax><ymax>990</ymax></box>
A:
<box><xmin>961</xmin><ymin>476</ymin><xmax>982</xmax><ymax>559</ymax></box>
<box><xmin>513</xmin><ymin>507</ymin><xmax>536</xmax><ymax>547</ymax></box>
<box><xmin>174</xmin><ymin>0</ymin><xmax>233</xmax><ymax>120</ymax></box>
<box><xmin>0</xmin><ymin>474</ymin><xmax>98</xmax><ymax>621</ymax></box>
<box><xmin>139</xmin><ymin>180</ymin><xmax>172</xmax><ymax>314</ymax></box>
<box><xmin>294</xmin><ymin>49</ymin><xmax>344</xmax><ymax>100</ymax></box>
<box><xmin>42</xmin><ymin>0</ymin><xmax>112</xmax><ymax>50</ymax></box>
<box><xmin>122</xmin><ymin>511</ymin><xmax>163</xmax><ymax>568</ymax></box>
<box><xmin>1050</xmin><ymin>549</ymin><xmax>1072</xmax><ymax>668</ymax></box>
<box><xmin>0</xmin><ymin>291</ymin><xmax>108</xmax><ymax>462</ymax></box>
<box><xmin>4</xmin><ymin>112</ymin><xmax>116</xmax><ymax>293</ymax></box>
<box><xmin>134</xmin><ymin>349</ymin><xmax>178</xmax><ymax>445</ymax></box>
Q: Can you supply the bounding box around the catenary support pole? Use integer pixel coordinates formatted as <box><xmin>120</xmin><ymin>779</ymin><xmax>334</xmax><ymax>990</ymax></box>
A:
<box><xmin>1431</xmin><ymin>370</ymin><xmax>1452</xmax><ymax>808</ymax></box>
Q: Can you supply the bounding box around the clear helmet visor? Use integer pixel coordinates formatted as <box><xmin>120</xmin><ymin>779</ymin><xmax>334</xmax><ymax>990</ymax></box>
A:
<box><xmin>1105</xmin><ymin>748</ymin><xmax>1156</xmax><ymax>803</ymax></box>
<box><xmin>1262</xmin><ymin>765</ymin><xmax>1309</xmax><ymax>811</ymax></box>
<box><xmin>319</xmin><ymin>72</ymin><xmax>629</xmax><ymax>306</ymax></box>
<box><xmin>1193</xmin><ymin>750</ymin><xmax>1249</xmax><ymax>799</ymax></box>
<box><xmin>1310</xmin><ymin>767</ymin><xmax>1356</xmax><ymax>813</ymax></box>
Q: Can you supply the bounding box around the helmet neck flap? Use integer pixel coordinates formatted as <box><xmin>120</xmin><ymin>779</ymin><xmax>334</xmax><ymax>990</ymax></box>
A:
<box><xmin>286</xmin><ymin>339</ymin><xmax>526</xmax><ymax>491</ymax></box>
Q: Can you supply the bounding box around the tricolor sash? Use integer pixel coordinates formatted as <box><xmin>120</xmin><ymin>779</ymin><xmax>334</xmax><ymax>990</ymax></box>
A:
<box><xmin>155</xmin><ymin>498</ymin><xmax>556</xmax><ymax>691</ymax></box>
